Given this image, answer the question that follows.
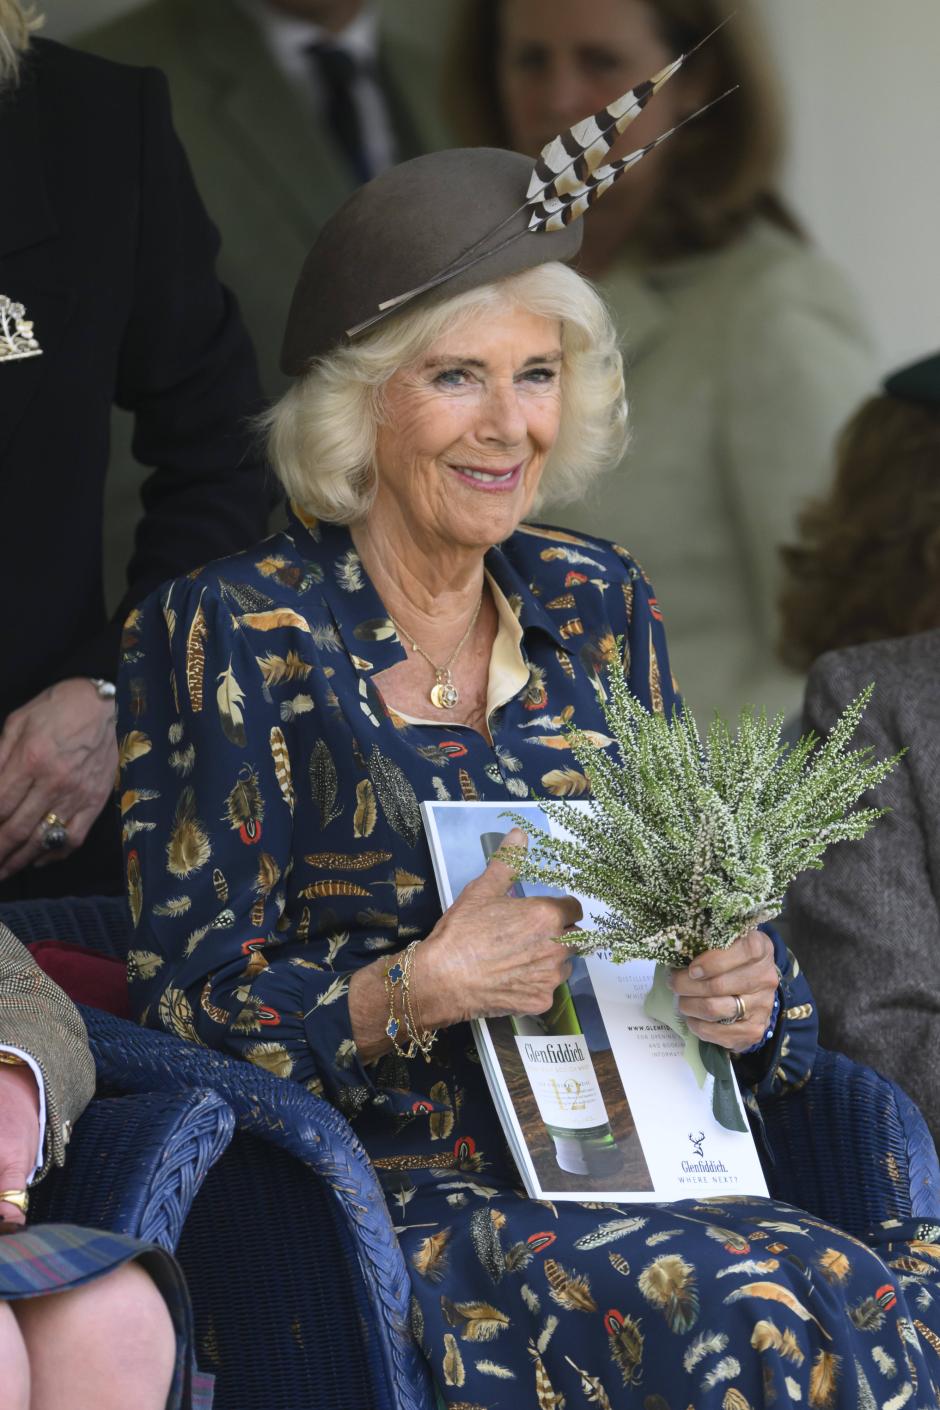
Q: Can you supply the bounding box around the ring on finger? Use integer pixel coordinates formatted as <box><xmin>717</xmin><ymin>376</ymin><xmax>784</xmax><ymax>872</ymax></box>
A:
<box><xmin>39</xmin><ymin>811</ymin><xmax>69</xmax><ymax>852</ymax></box>
<box><xmin>717</xmin><ymin>994</ymin><xmax>747</xmax><ymax>1026</ymax></box>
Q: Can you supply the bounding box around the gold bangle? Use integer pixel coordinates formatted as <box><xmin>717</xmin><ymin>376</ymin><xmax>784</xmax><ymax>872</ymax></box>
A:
<box><xmin>0</xmin><ymin>1189</ymin><xmax>28</xmax><ymax>1214</ymax></box>
<box><xmin>384</xmin><ymin>953</ymin><xmax>417</xmax><ymax>1059</ymax></box>
<box><xmin>400</xmin><ymin>941</ymin><xmax>438</xmax><ymax>1063</ymax></box>
<box><xmin>0</xmin><ymin>1053</ymin><xmax>26</xmax><ymax>1068</ymax></box>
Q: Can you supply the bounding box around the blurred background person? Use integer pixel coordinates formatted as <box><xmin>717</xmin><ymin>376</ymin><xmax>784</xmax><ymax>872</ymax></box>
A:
<box><xmin>0</xmin><ymin>3</ymin><xmax>269</xmax><ymax>901</ymax></box>
<box><xmin>781</xmin><ymin>351</ymin><xmax>940</xmax><ymax>1141</ymax></box>
<box><xmin>446</xmin><ymin>0</ymin><xmax>875</xmax><ymax>722</ymax></box>
<box><xmin>79</xmin><ymin>0</ymin><xmax>454</xmax><ymax>399</ymax></box>
<box><xmin>79</xmin><ymin>0</ymin><xmax>454</xmax><ymax>614</ymax></box>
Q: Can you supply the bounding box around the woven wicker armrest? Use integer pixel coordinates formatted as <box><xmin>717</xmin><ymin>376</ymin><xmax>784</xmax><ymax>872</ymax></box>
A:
<box><xmin>28</xmin><ymin>1088</ymin><xmax>235</xmax><ymax>1251</ymax></box>
<box><xmin>81</xmin><ymin>1007</ymin><xmax>435</xmax><ymax>1410</ymax></box>
<box><xmin>757</xmin><ymin>1047</ymin><xmax>940</xmax><ymax>1239</ymax></box>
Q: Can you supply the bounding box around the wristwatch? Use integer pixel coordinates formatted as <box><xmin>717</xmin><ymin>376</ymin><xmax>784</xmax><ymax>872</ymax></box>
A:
<box><xmin>89</xmin><ymin>678</ymin><xmax>117</xmax><ymax>701</ymax></box>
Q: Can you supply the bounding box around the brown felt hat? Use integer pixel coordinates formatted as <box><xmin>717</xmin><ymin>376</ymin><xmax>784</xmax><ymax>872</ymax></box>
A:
<box><xmin>280</xmin><ymin>148</ymin><xmax>583</xmax><ymax>375</ymax></box>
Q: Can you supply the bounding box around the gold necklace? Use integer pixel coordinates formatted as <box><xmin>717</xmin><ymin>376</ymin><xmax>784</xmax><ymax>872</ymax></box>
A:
<box><xmin>388</xmin><ymin>595</ymin><xmax>483</xmax><ymax>710</ymax></box>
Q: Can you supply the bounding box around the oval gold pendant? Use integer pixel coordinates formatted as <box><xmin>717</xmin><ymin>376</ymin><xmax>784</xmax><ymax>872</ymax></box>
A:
<box><xmin>429</xmin><ymin>683</ymin><xmax>448</xmax><ymax>709</ymax></box>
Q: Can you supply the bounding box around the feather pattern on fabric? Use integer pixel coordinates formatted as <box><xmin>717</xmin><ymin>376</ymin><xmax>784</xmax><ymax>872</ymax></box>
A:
<box><xmin>185</xmin><ymin>589</ymin><xmax>208</xmax><ymax>711</ymax></box>
<box><xmin>270</xmin><ymin>726</ymin><xmax>294</xmax><ymax>810</ymax></box>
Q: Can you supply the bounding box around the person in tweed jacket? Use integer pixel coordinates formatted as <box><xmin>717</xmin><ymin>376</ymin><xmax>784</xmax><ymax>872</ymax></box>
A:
<box><xmin>781</xmin><ymin>350</ymin><xmax>940</xmax><ymax>1144</ymax></box>
<box><xmin>0</xmin><ymin>921</ymin><xmax>210</xmax><ymax>1410</ymax></box>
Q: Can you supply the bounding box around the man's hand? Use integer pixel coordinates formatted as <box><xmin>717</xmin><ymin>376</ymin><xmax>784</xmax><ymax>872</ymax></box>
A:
<box><xmin>0</xmin><ymin>679</ymin><xmax>118</xmax><ymax>880</ymax></box>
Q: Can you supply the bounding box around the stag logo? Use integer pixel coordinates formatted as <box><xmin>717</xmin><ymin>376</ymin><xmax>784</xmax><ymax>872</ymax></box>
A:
<box><xmin>689</xmin><ymin>1130</ymin><xmax>706</xmax><ymax>1159</ymax></box>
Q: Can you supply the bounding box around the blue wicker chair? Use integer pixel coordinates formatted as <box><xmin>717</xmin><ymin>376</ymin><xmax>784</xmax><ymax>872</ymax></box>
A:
<box><xmin>4</xmin><ymin>895</ymin><xmax>940</xmax><ymax>1410</ymax></box>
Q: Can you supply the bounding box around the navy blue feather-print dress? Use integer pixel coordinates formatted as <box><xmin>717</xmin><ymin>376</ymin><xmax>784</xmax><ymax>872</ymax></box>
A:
<box><xmin>117</xmin><ymin>507</ymin><xmax>940</xmax><ymax>1408</ymax></box>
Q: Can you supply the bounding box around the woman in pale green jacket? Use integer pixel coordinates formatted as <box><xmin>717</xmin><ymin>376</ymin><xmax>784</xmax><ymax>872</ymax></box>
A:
<box><xmin>447</xmin><ymin>0</ymin><xmax>874</xmax><ymax>722</ymax></box>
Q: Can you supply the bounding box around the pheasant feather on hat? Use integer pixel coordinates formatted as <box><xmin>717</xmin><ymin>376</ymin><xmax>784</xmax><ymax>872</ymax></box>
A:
<box><xmin>280</xmin><ymin>22</ymin><xmax>732</xmax><ymax>370</ymax></box>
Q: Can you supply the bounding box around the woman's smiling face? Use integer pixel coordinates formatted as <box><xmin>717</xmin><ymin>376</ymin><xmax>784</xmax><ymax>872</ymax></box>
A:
<box><xmin>370</xmin><ymin>306</ymin><xmax>563</xmax><ymax>555</ymax></box>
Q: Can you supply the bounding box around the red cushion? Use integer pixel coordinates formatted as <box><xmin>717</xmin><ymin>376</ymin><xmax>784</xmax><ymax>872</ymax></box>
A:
<box><xmin>26</xmin><ymin>941</ymin><xmax>130</xmax><ymax>1019</ymax></box>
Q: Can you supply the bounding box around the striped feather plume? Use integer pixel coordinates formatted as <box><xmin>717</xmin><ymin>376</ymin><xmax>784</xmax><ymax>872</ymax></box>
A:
<box><xmin>525</xmin><ymin>19</ymin><xmax>732</xmax><ymax>232</ymax></box>
<box><xmin>358</xmin><ymin>26</ymin><xmax>730</xmax><ymax>337</ymax></box>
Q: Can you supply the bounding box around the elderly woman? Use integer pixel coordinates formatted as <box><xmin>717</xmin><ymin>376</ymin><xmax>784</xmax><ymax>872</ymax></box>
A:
<box><xmin>444</xmin><ymin>0</ymin><xmax>874</xmax><ymax>724</ymax></box>
<box><xmin>118</xmin><ymin>142</ymin><xmax>940</xmax><ymax>1406</ymax></box>
<box><xmin>0</xmin><ymin>922</ymin><xmax>210</xmax><ymax>1410</ymax></box>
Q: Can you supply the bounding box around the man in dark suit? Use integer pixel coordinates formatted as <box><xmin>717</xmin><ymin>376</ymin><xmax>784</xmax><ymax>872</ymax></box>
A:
<box><xmin>80</xmin><ymin>0</ymin><xmax>455</xmax><ymax>397</ymax></box>
<box><xmin>0</xmin><ymin>23</ymin><xmax>271</xmax><ymax>899</ymax></box>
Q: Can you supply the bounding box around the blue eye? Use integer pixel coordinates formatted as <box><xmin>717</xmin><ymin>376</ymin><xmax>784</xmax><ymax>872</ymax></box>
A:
<box><xmin>520</xmin><ymin>367</ymin><xmax>558</xmax><ymax>385</ymax></box>
<box><xmin>433</xmin><ymin>368</ymin><xmax>471</xmax><ymax>388</ymax></box>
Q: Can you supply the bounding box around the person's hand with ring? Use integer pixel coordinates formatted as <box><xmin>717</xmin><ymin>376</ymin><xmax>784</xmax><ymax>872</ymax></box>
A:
<box><xmin>668</xmin><ymin>927</ymin><xmax>779</xmax><ymax>1053</ymax></box>
<box><xmin>0</xmin><ymin>1061</ymin><xmax>40</xmax><ymax>1229</ymax></box>
<box><xmin>0</xmin><ymin>679</ymin><xmax>118</xmax><ymax>881</ymax></box>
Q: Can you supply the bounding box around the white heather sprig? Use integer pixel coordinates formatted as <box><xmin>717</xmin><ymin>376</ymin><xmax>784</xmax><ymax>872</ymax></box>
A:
<box><xmin>505</xmin><ymin>663</ymin><xmax>900</xmax><ymax>966</ymax></box>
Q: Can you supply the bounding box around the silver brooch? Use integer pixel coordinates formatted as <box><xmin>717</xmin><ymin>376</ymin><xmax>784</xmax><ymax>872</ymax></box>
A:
<box><xmin>0</xmin><ymin>294</ymin><xmax>42</xmax><ymax>363</ymax></box>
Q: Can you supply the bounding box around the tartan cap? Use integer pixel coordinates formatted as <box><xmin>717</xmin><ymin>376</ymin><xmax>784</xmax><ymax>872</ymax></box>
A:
<box><xmin>883</xmin><ymin>352</ymin><xmax>940</xmax><ymax>409</ymax></box>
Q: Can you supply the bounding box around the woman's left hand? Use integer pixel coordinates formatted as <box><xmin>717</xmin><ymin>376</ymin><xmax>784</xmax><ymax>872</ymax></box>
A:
<box><xmin>668</xmin><ymin>927</ymin><xmax>779</xmax><ymax>1053</ymax></box>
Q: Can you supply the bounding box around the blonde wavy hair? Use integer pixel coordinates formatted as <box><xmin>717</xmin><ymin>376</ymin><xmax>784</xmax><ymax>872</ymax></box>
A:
<box><xmin>262</xmin><ymin>263</ymin><xmax>627</xmax><ymax>525</ymax></box>
<box><xmin>0</xmin><ymin>0</ymin><xmax>41</xmax><ymax>89</ymax></box>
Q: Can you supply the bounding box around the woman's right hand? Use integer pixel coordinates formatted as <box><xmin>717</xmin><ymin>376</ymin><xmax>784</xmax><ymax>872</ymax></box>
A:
<box><xmin>0</xmin><ymin>1065</ymin><xmax>41</xmax><ymax>1226</ymax></box>
<box><xmin>418</xmin><ymin>829</ymin><xmax>581</xmax><ymax>1026</ymax></box>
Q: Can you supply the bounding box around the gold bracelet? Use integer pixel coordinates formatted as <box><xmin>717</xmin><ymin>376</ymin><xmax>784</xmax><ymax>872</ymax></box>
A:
<box><xmin>384</xmin><ymin>953</ymin><xmax>417</xmax><ymax>1059</ymax></box>
<box><xmin>400</xmin><ymin>941</ymin><xmax>438</xmax><ymax>1063</ymax></box>
<box><xmin>0</xmin><ymin>1053</ymin><xmax>26</xmax><ymax>1068</ymax></box>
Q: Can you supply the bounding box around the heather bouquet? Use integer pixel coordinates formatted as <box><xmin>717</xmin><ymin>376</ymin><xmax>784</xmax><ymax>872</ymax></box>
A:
<box><xmin>506</xmin><ymin>663</ymin><xmax>898</xmax><ymax>967</ymax></box>
<box><xmin>503</xmin><ymin>658</ymin><xmax>900</xmax><ymax>1130</ymax></box>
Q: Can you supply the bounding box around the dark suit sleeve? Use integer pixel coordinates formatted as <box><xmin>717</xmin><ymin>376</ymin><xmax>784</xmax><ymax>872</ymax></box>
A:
<box><xmin>57</xmin><ymin>67</ymin><xmax>273</xmax><ymax>683</ymax></box>
<box><xmin>787</xmin><ymin>649</ymin><xmax>940</xmax><ymax>1137</ymax></box>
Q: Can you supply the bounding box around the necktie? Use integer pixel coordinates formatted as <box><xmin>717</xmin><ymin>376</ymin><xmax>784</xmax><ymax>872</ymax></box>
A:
<box><xmin>307</xmin><ymin>41</ymin><xmax>372</xmax><ymax>185</ymax></box>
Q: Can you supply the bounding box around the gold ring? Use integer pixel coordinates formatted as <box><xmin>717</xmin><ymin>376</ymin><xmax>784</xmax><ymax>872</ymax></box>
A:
<box><xmin>39</xmin><ymin>812</ymin><xmax>69</xmax><ymax>852</ymax></box>
<box><xmin>0</xmin><ymin>1189</ymin><xmax>28</xmax><ymax>1214</ymax></box>
<box><xmin>718</xmin><ymin>994</ymin><xmax>747</xmax><ymax>1026</ymax></box>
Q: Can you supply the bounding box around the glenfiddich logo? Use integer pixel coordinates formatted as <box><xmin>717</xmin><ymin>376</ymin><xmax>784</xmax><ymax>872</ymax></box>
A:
<box><xmin>0</xmin><ymin>295</ymin><xmax>42</xmax><ymax>363</ymax></box>
<box><xmin>689</xmin><ymin>1130</ymin><xmax>706</xmax><ymax>1159</ymax></box>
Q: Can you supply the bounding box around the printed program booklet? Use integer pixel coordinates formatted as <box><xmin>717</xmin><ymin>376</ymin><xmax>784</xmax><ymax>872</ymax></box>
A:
<box><xmin>421</xmin><ymin>800</ymin><xmax>769</xmax><ymax>1203</ymax></box>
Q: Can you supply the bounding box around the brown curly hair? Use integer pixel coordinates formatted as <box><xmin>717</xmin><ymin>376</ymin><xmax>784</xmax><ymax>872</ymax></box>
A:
<box><xmin>778</xmin><ymin>395</ymin><xmax>940</xmax><ymax>672</ymax></box>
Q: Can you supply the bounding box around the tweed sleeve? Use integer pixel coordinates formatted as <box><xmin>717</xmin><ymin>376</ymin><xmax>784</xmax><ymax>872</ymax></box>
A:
<box><xmin>0</xmin><ymin>924</ymin><xmax>96</xmax><ymax>1177</ymax></box>
<box><xmin>118</xmin><ymin>578</ymin><xmax>381</xmax><ymax>1109</ymax></box>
